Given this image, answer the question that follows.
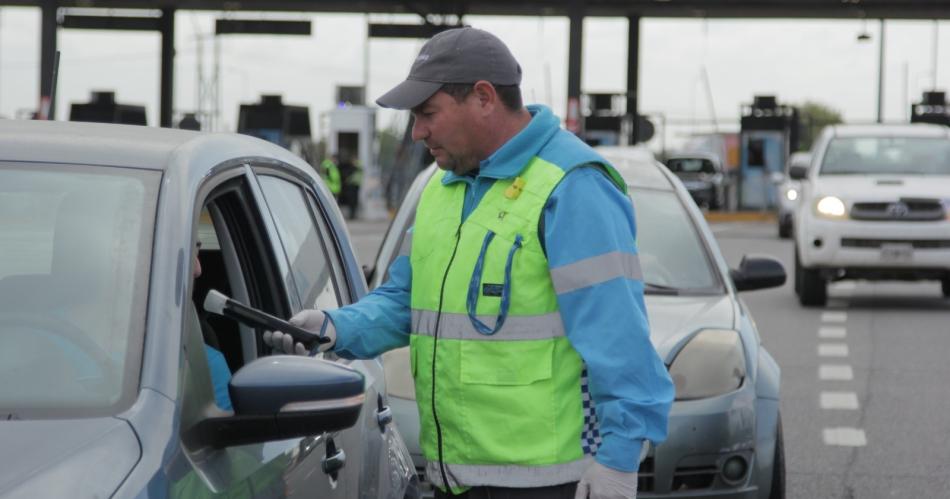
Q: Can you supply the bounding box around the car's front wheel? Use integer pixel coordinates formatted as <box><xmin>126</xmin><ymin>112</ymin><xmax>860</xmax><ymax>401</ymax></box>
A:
<box><xmin>942</xmin><ymin>275</ymin><xmax>950</xmax><ymax>298</ymax></box>
<box><xmin>777</xmin><ymin>217</ymin><xmax>792</xmax><ymax>239</ymax></box>
<box><xmin>795</xmin><ymin>249</ymin><xmax>827</xmax><ymax>307</ymax></box>
<box><xmin>769</xmin><ymin>415</ymin><xmax>786</xmax><ymax>499</ymax></box>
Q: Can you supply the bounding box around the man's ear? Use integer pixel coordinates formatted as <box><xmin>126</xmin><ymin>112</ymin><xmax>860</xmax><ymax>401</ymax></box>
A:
<box><xmin>471</xmin><ymin>81</ymin><xmax>498</xmax><ymax>114</ymax></box>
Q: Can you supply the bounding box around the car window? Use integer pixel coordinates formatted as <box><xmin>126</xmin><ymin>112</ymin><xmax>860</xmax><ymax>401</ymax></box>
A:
<box><xmin>0</xmin><ymin>163</ymin><xmax>159</xmax><ymax>418</ymax></box>
<box><xmin>257</xmin><ymin>175</ymin><xmax>341</xmax><ymax>311</ymax></box>
<box><xmin>666</xmin><ymin>158</ymin><xmax>717</xmax><ymax>174</ymax></box>
<box><xmin>820</xmin><ymin>136</ymin><xmax>950</xmax><ymax>175</ymax></box>
<box><xmin>630</xmin><ymin>188</ymin><xmax>719</xmax><ymax>292</ymax></box>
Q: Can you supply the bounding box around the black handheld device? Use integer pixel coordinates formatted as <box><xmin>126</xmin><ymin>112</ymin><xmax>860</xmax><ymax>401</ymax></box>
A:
<box><xmin>202</xmin><ymin>289</ymin><xmax>331</xmax><ymax>345</ymax></box>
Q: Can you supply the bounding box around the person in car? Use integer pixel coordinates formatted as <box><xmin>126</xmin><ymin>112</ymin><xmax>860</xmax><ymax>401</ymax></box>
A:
<box><xmin>193</xmin><ymin>246</ymin><xmax>232</xmax><ymax>411</ymax></box>
<box><xmin>267</xmin><ymin>27</ymin><xmax>673</xmax><ymax>499</ymax></box>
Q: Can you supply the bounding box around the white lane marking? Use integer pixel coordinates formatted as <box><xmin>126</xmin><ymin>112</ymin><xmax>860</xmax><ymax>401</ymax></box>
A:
<box><xmin>821</xmin><ymin>312</ymin><xmax>848</xmax><ymax>323</ymax></box>
<box><xmin>823</xmin><ymin>427</ymin><xmax>867</xmax><ymax>447</ymax></box>
<box><xmin>819</xmin><ymin>326</ymin><xmax>847</xmax><ymax>339</ymax></box>
<box><xmin>818</xmin><ymin>343</ymin><xmax>849</xmax><ymax>357</ymax></box>
<box><xmin>820</xmin><ymin>391</ymin><xmax>860</xmax><ymax>410</ymax></box>
<box><xmin>819</xmin><ymin>364</ymin><xmax>854</xmax><ymax>381</ymax></box>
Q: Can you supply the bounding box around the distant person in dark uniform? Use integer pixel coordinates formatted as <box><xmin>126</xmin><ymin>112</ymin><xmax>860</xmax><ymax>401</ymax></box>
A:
<box><xmin>338</xmin><ymin>154</ymin><xmax>362</xmax><ymax>219</ymax></box>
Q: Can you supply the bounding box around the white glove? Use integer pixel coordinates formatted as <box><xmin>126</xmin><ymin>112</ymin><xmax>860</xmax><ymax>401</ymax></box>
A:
<box><xmin>574</xmin><ymin>462</ymin><xmax>638</xmax><ymax>499</ymax></box>
<box><xmin>263</xmin><ymin>309</ymin><xmax>336</xmax><ymax>355</ymax></box>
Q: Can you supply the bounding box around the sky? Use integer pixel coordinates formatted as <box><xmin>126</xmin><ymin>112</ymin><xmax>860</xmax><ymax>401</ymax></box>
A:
<box><xmin>1</xmin><ymin>7</ymin><xmax>948</xmax><ymax>152</ymax></box>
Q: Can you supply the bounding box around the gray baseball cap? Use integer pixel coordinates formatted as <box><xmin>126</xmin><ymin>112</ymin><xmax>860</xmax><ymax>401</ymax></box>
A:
<box><xmin>376</xmin><ymin>27</ymin><xmax>522</xmax><ymax>110</ymax></box>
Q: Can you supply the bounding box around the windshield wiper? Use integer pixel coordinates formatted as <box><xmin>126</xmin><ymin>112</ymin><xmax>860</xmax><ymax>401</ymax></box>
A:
<box><xmin>643</xmin><ymin>282</ymin><xmax>681</xmax><ymax>295</ymax></box>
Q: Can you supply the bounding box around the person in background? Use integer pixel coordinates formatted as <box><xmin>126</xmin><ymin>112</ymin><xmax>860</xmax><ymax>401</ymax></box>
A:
<box><xmin>320</xmin><ymin>154</ymin><xmax>342</xmax><ymax>200</ymax></box>
<box><xmin>268</xmin><ymin>27</ymin><xmax>673</xmax><ymax>499</ymax></box>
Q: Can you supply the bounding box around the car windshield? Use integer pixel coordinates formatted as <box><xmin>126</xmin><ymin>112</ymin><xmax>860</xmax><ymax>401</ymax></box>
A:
<box><xmin>820</xmin><ymin>136</ymin><xmax>950</xmax><ymax>175</ymax></box>
<box><xmin>666</xmin><ymin>158</ymin><xmax>717</xmax><ymax>174</ymax></box>
<box><xmin>630</xmin><ymin>188</ymin><xmax>720</xmax><ymax>293</ymax></box>
<box><xmin>0</xmin><ymin>163</ymin><xmax>159</xmax><ymax>418</ymax></box>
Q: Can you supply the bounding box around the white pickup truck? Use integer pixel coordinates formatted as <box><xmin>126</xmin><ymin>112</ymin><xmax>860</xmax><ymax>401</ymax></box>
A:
<box><xmin>791</xmin><ymin>123</ymin><xmax>950</xmax><ymax>306</ymax></box>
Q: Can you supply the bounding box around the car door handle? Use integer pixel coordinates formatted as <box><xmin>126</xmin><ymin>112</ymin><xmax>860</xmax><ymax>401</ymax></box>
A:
<box><xmin>377</xmin><ymin>393</ymin><xmax>392</xmax><ymax>431</ymax></box>
<box><xmin>322</xmin><ymin>439</ymin><xmax>346</xmax><ymax>478</ymax></box>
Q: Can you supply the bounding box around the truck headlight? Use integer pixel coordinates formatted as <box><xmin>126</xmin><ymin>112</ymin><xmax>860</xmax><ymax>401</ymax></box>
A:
<box><xmin>785</xmin><ymin>188</ymin><xmax>798</xmax><ymax>201</ymax></box>
<box><xmin>815</xmin><ymin>196</ymin><xmax>847</xmax><ymax>218</ymax></box>
<box><xmin>669</xmin><ymin>329</ymin><xmax>746</xmax><ymax>401</ymax></box>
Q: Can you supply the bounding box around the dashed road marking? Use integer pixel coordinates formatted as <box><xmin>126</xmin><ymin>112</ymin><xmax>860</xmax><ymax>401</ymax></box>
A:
<box><xmin>818</xmin><ymin>343</ymin><xmax>849</xmax><ymax>357</ymax></box>
<box><xmin>820</xmin><ymin>391</ymin><xmax>860</xmax><ymax>410</ymax></box>
<box><xmin>819</xmin><ymin>364</ymin><xmax>854</xmax><ymax>381</ymax></box>
<box><xmin>823</xmin><ymin>427</ymin><xmax>867</xmax><ymax>447</ymax></box>
<box><xmin>821</xmin><ymin>312</ymin><xmax>848</xmax><ymax>323</ymax></box>
<box><xmin>818</xmin><ymin>326</ymin><xmax>847</xmax><ymax>339</ymax></box>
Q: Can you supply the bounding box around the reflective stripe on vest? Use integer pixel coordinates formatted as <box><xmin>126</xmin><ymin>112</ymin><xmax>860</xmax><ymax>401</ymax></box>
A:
<box><xmin>426</xmin><ymin>456</ymin><xmax>594</xmax><ymax>490</ymax></box>
<box><xmin>411</xmin><ymin>309</ymin><xmax>565</xmax><ymax>341</ymax></box>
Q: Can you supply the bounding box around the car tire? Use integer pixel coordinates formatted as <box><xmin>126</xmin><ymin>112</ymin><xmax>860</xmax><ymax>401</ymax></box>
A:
<box><xmin>943</xmin><ymin>276</ymin><xmax>950</xmax><ymax>298</ymax></box>
<box><xmin>795</xmin><ymin>249</ymin><xmax>827</xmax><ymax>307</ymax></box>
<box><xmin>769</xmin><ymin>415</ymin><xmax>786</xmax><ymax>499</ymax></box>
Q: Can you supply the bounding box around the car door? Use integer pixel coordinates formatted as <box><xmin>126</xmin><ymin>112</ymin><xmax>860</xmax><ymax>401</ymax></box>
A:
<box><xmin>171</xmin><ymin>165</ymin><xmax>339</xmax><ymax>498</ymax></box>
<box><xmin>251</xmin><ymin>166</ymin><xmax>400</xmax><ymax>498</ymax></box>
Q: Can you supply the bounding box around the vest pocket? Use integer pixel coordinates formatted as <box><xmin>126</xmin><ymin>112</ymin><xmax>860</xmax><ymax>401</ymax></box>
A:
<box><xmin>459</xmin><ymin>340</ymin><xmax>553</xmax><ymax>385</ymax></box>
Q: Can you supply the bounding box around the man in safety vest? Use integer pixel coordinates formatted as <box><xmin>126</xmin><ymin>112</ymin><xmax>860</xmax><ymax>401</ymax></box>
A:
<box><xmin>267</xmin><ymin>27</ymin><xmax>673</xmax><ymax>499</ymax></box>
<box><xmin>320</xmin><ymin>154</ymin><xmax>342</xmax><ymax>199</ymax></box>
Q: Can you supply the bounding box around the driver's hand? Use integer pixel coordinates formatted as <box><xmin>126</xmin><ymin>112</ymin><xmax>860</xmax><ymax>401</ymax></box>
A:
<box><xmin>263</xmin><ymin>309</ymin><xmax>336</xmax><ymax>355</ymax></box>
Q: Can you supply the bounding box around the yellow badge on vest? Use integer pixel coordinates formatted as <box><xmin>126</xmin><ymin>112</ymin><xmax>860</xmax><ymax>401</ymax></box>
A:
<box><xmin>504</xmin><ymin>177</ymin><xmax>526</xmax><ymax>200</ymax></box>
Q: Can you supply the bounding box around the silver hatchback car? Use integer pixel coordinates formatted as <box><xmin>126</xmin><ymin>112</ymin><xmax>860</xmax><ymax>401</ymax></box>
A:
<box><xmin>0</xmin><ymin>120</ymin><xmax>417</xmax><ymax>498</ymax></box>
<box><xmin>370</xmin><ymin>147</ymin><xmax>786</xmax><ymax>498</ymax></box>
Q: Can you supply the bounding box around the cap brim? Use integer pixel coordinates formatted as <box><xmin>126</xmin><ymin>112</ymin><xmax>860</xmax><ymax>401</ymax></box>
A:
<box><xmin>376</xmin><ymin>79</ymin><xmax>443</xmax><ymax>110</ymax></box>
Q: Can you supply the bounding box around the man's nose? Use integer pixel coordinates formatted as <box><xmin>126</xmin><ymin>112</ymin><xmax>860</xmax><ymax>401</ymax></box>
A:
<box><xmin>411</xmin><ymin>120</ymin><xmax>428</xmax><ymax>142</ymax></box>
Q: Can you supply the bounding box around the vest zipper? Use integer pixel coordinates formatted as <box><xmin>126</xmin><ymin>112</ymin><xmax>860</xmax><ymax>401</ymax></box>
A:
<box><xmin>432</xmin><ymin>224</ymin><xmax>462</xmax><ymax>492</ymax></box>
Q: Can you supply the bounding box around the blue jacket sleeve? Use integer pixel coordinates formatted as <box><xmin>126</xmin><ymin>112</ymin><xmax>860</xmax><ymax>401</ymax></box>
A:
<box><xmin>324</xmin><ymin>235</ymin><xmax>413</xmax><ymax>359</ymax></box>
<box><xmin>545</xmin><ymin>167</ymin><xmax>675</xmax><ymax>473</ymax></box>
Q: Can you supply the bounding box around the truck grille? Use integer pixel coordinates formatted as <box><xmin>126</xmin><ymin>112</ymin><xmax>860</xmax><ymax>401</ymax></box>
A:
<box><xmin>841</xmin><ymin>238</ymin><xmax>950</xmax><ymax>249</ymax></box>
<box><xmin>850</xmin><ymin>199</ymin><xmax>945</xmax><ymax>221</ymax></box>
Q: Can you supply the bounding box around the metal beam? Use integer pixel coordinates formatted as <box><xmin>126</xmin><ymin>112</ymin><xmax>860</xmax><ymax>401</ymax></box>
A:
<box><xmin>367</xmin><ymin>23</ymin><xmax>456</xmax><ymax>39</ymax></box>
<box><xmin>566</xmin><ymin>1</ymin><xmax>582</xmax><ymax>134</ymax></box>
<box><xmin>627</xmin><ymin>15</ymin><xmax>640</xmax><ymax>144</ymax></box>
<box><xmin>61</xmin><ymin>14</ymin><xmax>161</xmax><ymax>31</ymax></box>
<box><xmin>160</xmin><ymin>8</ymin><xmax>174</xmax><ymax>127</ymax></box>
<box><xmin>39</xmin><ymin>0</ymin><xmax>57</xmax><ymax>119</ymax></box>
<box><xmin>215</xmin><ymin>19</ymin><xmax>311</xmax><ymax>35</ymax></box>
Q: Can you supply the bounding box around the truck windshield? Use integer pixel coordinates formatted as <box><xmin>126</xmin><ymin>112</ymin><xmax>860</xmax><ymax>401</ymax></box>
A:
<box><xmin>820</xmin><ymin>136</ymin><xmax>950</xmax><ymax>175</ymax></box>
<box><xmin>0</xmin><ymin>163</ymin><xmax>159</xmax><ymax>418</ymax></box>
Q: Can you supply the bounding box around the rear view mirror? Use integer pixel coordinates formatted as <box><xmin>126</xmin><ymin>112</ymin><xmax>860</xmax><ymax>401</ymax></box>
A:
<box><xmin>186</xmin><ymin>356</ymin><xmax>365</xmax><ymax>448</ymax></box>
<box><xmin>730</xmin><ymin>255</ymin><xmax>786</xmax><ymax>292</ymax></box>
<box><xmin>788</xmin><ymin>165</ymin><xmax>809</xmax><ymax>180</ymax></box>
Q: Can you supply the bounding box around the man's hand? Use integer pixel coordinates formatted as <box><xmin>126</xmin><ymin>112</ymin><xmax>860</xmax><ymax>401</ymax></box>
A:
<box><xmin>574</xmin><ymin>462</ymin><xmax>638</xmax><ymax>499</ymax></box>
<box><xmin>263</xmin><ymin>309</ymin><xmax>336</xmax><ymax>355</ymax></box>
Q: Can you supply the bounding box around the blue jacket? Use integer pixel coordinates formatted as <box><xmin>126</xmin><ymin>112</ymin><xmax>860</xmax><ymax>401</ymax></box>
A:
<box><xmin>327</xmin><ymin>105</ymin><xmax>673</xmax><ymax>473</ymax></box>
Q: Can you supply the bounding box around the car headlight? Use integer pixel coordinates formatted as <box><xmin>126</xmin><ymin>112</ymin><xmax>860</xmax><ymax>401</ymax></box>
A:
<box><xmin>668</xmin><ymin>329</ymin><xmax>746</xmax><ymax>401</ymax></box>
<box><xmin>785</xmin><ymin>188</ymin><xmax>799</xmax><ymax>201</ymax></box>
<box><xmin>815</xmin><ymin>196</ymin><xmax>847</xmax><ymax>218</ymax></box>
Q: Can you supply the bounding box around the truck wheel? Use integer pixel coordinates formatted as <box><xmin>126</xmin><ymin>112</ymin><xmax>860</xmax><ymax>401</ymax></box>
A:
<box><xmin>795</xmin><ymin>250</ymin><xmax>827</xmax><ymax>307</ymax></box>
<box><xmin>778</xmin><ymin>218</ymin><xmax>791</xmax><ymax>239</ymax></box>
<box><xmin>942</xmin><ymin>276</ymin><xmax>950</xmax><ymax>298</ymax></box>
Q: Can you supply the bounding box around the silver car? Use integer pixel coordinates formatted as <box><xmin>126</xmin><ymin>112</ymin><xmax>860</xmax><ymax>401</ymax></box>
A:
<box><xmin>369</xmin><ymin>147</ymin><xmax>786</xmax><ymax>498</ymax></box>
<box><xmin>0</xmin><ymin>120</ymin><xmax>417</xmax><ymax>498</ymax></box>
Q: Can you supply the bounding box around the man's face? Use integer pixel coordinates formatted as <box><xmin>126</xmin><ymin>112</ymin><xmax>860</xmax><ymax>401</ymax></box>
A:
<box><xmin>411</xmin><ymin>91</ymin><xmax>482</xmax><ymax>175</ymax></box>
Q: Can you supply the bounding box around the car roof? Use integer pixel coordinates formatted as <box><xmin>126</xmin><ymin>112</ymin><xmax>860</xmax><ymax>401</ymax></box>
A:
<box><xmin>829</xmin><ymin>123</ymin><xmax>950</xmax><ymax>138</ymax></box>
<box><xmin>0</xmin><ymin>119</ymin><xmax>307</xmax><ymax>173</ymax></box>
<box><xmin>596</xmin><ymin>146</ymin><xmax>675</xmax><ymax>191</ymax></box>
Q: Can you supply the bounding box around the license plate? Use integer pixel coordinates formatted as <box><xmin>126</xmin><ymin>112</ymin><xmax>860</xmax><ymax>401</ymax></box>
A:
<box><xmin>880</xmin><ymin>243</ymin><xmax>913</xmax><ymax>262</ymax></box>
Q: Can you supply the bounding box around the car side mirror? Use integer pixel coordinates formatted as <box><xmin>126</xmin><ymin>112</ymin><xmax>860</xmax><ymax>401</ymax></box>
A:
<box><xmin>788</xmin><ymin>165</ymin><xmax>809</xmax><ymax>180</ymax></box>
<box><xmin>730</xmin><ymin>255</ymin><xmax>786</xmax><ymax>292</ymax></box>
<box><xmin>186</xmin><ymin>356</ymin><xmax>365</xmax><ymax>449</ymax></box>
